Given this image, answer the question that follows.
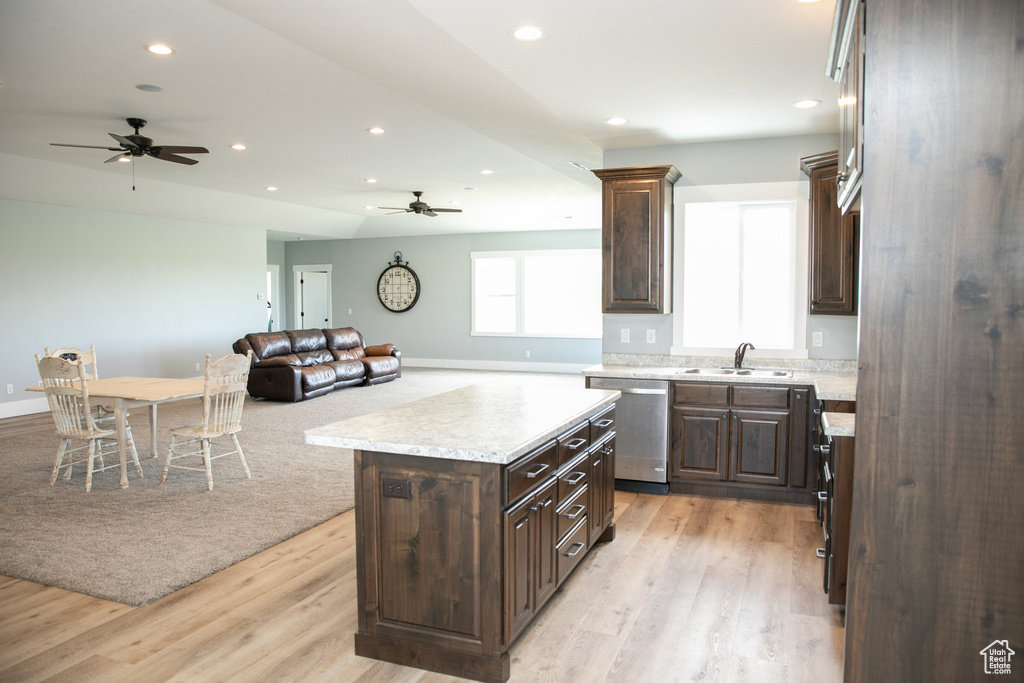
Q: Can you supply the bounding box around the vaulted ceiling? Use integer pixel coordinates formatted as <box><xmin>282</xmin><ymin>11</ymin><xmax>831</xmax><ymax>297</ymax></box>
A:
<box><xmin>0</xmin><ymin>0</ymin><xmax>838</xmax><ymax>240</ymax></box>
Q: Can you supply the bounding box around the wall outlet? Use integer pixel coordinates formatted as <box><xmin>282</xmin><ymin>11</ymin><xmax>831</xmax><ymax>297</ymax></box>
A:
<box><xmin>5</xmin><ymin>384</ymin><xmax>12</xmax><ymax>395</ymax></box>
<box><xmin>812</xmin><ymin>331</ymin><xmax>824</xmax><ymax>347</ymax></box>
<box><xmin>348</xmin><ymin>308</ymin><xmax>352</xmax><ymax>315</ymax></box>
<box><xmin>620</xmin><ymin>328</ymin><xmax>630</xmax><ymax>343</ymax></box>
<box><xmin>382</xmin><ymin>478</ymin><xmax>412</xmax><ymax>499</ymax></box>
<box><xmin>646</xmin><ymin>329</ymin><xmax>656</xmax><ymax>344</ymax></box>
<box><xmin>195</xmin><ymin>362</ymin><xmax>201</xmax><ymax>371</ymax></box>
<box><xmin>525</xmin><ymin>350</ymin><xmax>530</xmax><ymax>358</ymax></box>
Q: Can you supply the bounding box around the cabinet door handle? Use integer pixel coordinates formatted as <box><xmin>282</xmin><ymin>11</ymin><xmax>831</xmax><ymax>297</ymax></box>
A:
<box><xmin>525</xmin><ymin>463</ymin><xmax>550</xmax><ymax>479</ymax></box>
<box><xmin>817</xmin><ymin>491</ymin><xmax>828</xmax><ymax>502</ymax></box>
<box><xmin>564</xmin><ymin>542</ymin><xmax>585</xmax><ymax>558</ymax></box>
<box><xmin>602</xmin><ymin>446</ymin><xmax>613</xmax><ymax>455</ymax></box>
<box><xmin>564</xmin><ymin>504</ymin><xmax>585</xmax><ymax>520</ymax></box>
<box><xmin>816</xmin><ymin>548</ymin><xmax>827</xmax><ymax>559</ymax></box>
<box><xmin>539</xmin><ymin>497</ymin><xmax>553</xmax><ymax>508</ymax></box>
<box><xmin>594</xmin><ymin>419</ymin><xmax>614</xmax><ymax>429</ymax></box>
<box><xmin>822</xmin><ymin>461</ymin><xmax>832</xmax><ymax>484</ymax></box>
<box><xmin>564</xmin><ymin>471</ymin><xmax>586</xmax><ymax>485</ymax></box>
<box><xmin>566</xmin><ymin>438</ymin><xmax>587</xmax><ymax>451</ymax></box>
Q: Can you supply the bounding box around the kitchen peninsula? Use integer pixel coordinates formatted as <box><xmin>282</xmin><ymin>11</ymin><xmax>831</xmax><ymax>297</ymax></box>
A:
<box><xmin>305</xmin><ymin>385</ymin><xmax>620</xmax><ymax>683</ymax></box>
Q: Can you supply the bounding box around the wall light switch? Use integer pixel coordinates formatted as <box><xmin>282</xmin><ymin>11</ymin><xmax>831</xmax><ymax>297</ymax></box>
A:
<box><xmin>812</xmin><ymin>331</ymin><xmax>824</xmax><ymax>347</ymax></box>
<box><xmin>646</xmin><ymin>329</ymin><xmax>656</xmax><ymax>344</ymax></box>
<box><xmin>620</xmin><ymin>328</ymin><xmax>630</xmax><ymax>343</ymax></box>
<box><xmin>525</xmin><ymin>350</ymin><xmax>531</xmax><ymax>358</ymax></box>
<box><xmin>348</xmin><ymin>308</ymin><xmax>353</xmax><ymax>315</ymax></box>
<box><xmin>195</xmin><ymin>362</ymin><xmax>201</xmax><ymax>371</ymax></box>
<box><xmin>5</xmin><ymin>384</ymin><xmax>13</xmax><ymax>395</ymax></box>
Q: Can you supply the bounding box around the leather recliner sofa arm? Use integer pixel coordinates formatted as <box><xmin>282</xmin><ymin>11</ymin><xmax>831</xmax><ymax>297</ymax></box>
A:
<box><xmin>247</xmin><ymin>364</ymin><xmax>303</xmax><ymax>402</ymax></box>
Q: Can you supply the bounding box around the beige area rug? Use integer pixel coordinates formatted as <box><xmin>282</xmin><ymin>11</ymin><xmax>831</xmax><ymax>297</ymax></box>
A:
<box><xmin>0</xmin><ymin>368</ymin><xmax>583</xmax><ymax>606</ymax></box>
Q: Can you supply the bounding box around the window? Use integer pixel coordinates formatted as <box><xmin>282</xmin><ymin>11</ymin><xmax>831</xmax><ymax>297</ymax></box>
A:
<box><xmin>680</xmin><ymin>200</ymin><xmax>800</xmax><ymax>352</ymax></box>
<box><xmin>471</xmin><ymin>249</ymin><xmax>601</xmax><ymax>338</ymax></box>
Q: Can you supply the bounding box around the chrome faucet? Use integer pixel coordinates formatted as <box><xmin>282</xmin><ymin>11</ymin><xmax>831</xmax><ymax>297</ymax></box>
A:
<box><xmin>734</xmin><ymin>342</ymin><xmax>755</xmax><ymax>369</ymax></box>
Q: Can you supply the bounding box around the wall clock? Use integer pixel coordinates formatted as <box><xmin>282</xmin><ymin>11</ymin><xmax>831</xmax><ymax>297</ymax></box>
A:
<box><xmin>377</xmin><ymin>251</ymin><xmax>420</xmax><ymax>312</ymax></box>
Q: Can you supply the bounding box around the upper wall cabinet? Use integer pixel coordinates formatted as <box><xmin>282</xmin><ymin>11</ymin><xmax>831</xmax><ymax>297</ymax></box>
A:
<box><xmin>592</xmin><ymin>165</ymin><xmax>681</xmax><ymax>314</ymax></box>
<box><xmin>827</xmin><ymin>0</ymin><xmax>864</xmax><ymax>214</ymax></box>
<box><xmin>801</xmin><ymin>151</ymin><xmax>859</xmax><ymax>315</ymax></box>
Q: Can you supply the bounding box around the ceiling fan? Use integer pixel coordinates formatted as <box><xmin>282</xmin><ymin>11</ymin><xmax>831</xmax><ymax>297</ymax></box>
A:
<box><xmin>49</xmin><ymin>118</ymin><xmax>209</xmax><ymax>165</ymax></box>
<box><xmin>379</xmin><ymin>191</ymin><xmax>462</xmax><ymax>217</ymax></box>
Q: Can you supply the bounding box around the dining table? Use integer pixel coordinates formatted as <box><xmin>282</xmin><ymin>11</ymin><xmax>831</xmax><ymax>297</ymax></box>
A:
<box><xmin>31</xmin><ymin>376</ymin><xmax>205</xmax><ymax>488</ymax></box>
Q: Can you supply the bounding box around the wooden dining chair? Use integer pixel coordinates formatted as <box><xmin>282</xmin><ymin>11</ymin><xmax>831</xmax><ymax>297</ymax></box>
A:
<box><xmin>161</xmin><ymin>351</ymin><xmax>253</xmax><ymax>491</ymax></box>
<box><xmin>42</xmin><ymin>345</ymin><xmax>121</xmax><ymax>424</ymax></box>
<box><xmin>35</xmin><ymin>354</ymin><xmax>144</xmax><ymax>491</ymax></box>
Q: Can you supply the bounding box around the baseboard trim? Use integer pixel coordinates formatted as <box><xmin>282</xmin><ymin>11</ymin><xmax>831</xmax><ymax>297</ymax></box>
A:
<box><xmin>402</xmin><ymin>358</ymin><xmax>590</xmax><ymax>375</ymax></box>
<box><xmin>0</xmin><ymin>397</ymin><xmax>50</xmax><ymax>419</ymax></box>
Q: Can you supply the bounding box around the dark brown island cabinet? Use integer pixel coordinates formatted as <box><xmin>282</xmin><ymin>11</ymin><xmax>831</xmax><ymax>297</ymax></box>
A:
<box><xmin>669</xmin><ymin>382</ymin><xmax>813</xmax><ymax>504</ymax></box>
<box><xmin>592</xmin><ymin>165</ymin><xmax>680</xmax><ymax>314</ymax></box>
<box><xmin>347</xmin><ymin>402</ymin><xmax>617</xmax><ymax>683</ymax></box>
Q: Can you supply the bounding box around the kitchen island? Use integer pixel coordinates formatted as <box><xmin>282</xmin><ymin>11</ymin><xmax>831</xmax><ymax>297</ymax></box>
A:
<box><xmin>305</xmin><ymin>384</ymin><xmax>620</xmax><ymax>683</ymax></box>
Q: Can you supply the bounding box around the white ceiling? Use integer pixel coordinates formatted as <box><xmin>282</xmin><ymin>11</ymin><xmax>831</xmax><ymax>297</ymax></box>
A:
<box><xmin>0</xmin><ymin>0</ymin><xmax>838</xmax><ymax>241</ymax></box>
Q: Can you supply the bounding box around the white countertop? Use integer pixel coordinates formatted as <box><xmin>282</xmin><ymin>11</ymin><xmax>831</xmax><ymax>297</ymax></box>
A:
<box><xmin>823</xmin><ymin>412</ymin><xmax>856</xmax><ymax>437</ymax></box>
<box><xmin>583</xmin><ymin>364</ymin><xmax>857</xmax><ymax>402</ymax></box>
<box><xmin>304</xmin><ymin>384</ymin><xmax>620</xmax><ymax>465</ymax></box>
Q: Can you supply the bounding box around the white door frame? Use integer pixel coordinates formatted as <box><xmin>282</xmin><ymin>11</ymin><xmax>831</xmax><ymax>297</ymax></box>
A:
<box><xmin>293</xmin><ymin>264</ymin><xmax>333</xmax><ymax>329</ymax></box>
<box><xmin>267</xmin><ymin>264</ymin><xmax>281</xmax><ymax>332</ymax></box>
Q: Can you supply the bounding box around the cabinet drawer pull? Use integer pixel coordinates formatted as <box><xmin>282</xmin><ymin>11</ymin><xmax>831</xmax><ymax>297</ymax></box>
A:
<box><xmin>564</xmin><ymin>471</ymin><xmax>586</xmax><ymax>485</ymax></box>
<box><xmin>566</xmin><ymin>437</ymin><xmax>587</xmax><ymax>451</ymax></box>
<box><xmin>564</xmin><ymin>542</ymin><xmax>585</xmax><ymax>558</ymax></box>
<box><xmin>822</xmin><ymin>462</ymin><xmax>832</xmax><ymax>484</ymax></box>
<box><xmin>539</xmin><ymin>497</ymin><xmax>553</xmax><ymax>507</ymax></box>
<box><xmin>817</xmin><ymin>491</ymin><xmax>828</xmax><ymax>502</ymax></box>
<box><xmin>594</xmin><ymin>419</ymin><xmax>614</xmax><ymax>429</ymax></box>
<box><xmin>564</xmin><ymin>504</ymin><xmax>585</xmax><ymax>520</ymax></box>
<box><xmin>525</xmin><ymin>463</ymin><xmax>550</xmax><ymax>479</ymax></box>
<box><xmin>816</xmin><ymin>548</ymin><xmax>827</xmax><ymax>559</ymax></box>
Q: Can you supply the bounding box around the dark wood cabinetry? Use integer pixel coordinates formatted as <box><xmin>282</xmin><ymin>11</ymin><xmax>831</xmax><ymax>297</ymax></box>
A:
<box><xmin>592</xmin><ymin>165</ymin><xmax>680</xmax><ymax>313</ymax></box>
<box><xmin>670</xmin><ymin>382</ymin><xmax>811</xmax><ymax>503</ymax></box>
<box><xmin>801</xmin><ymin>151</ymin><xmax>859</xmax><ymax>315</ymax></box>
<box><xmin>352</xmin><ymin>403</ymin><xmax>616</xmax><ymax>683</ymax></box>
<box><xmin>827</xmin><ymin>0</ymin><xmax>863</xmax><ymax>214</ymax></box>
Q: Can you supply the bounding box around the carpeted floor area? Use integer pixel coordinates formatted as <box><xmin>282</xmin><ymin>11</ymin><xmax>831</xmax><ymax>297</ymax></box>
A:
<box><xmin>0</xmin><ymin>367</ymin><xmax>584</xmax><ymax>605</ymax></box>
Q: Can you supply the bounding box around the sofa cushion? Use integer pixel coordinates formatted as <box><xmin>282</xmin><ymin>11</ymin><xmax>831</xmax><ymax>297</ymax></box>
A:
<box><xmin>361</xmin><ymin>355</ymin><xmax>400</xmax><ymax>380</ymax></box>
<box><xmin>253</xmin><ymin>354</ymin><xmax>300</xmax><ymax>368</ymax></box>
<box><xmin>323</xmin><ymin>327</ymin><xmax>363</xmax><ymax>351</ymax></box>
<box><xmin>300</xmin><ymin>365</ymin><xmax>336</xmax><ymax>392</ymax></box>
<box><xmin>246</xmin><ymin>332</ymin><xmax>292</xmax><ymax>360</ymax></box>
<box><xmin>287</xmin><ymin>329</ymin><xmax>328</xmax><ymax>353</ymax></box>
<box><xmin>328</xmin><ymin>360</ymin><xmax>366</xmax><ymax>384</ymax></box>
<box><xmin>295</xmin><ymin>349</ymin><xmax>334</xmax><ymax>367</ymax></box>
<box><xmin>332</xmin><ymin>347</ymin><xmax>366</xmax><ymax>361</ymax></box>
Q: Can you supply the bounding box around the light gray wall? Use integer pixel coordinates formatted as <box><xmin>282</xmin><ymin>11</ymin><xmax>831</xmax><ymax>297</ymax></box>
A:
<box><xmin>602</xmin><ymin>133</ymin><xmax>858</xmax><ymax>360</ymax></box>
<box><xmin>283</xmin><ymin>229</ymin><xmax>602</xmax><ymax>368</ymax></box>
<box><xmin>0</xmin><ymin>198</ymin><xmax>267</xmax><ymax>414</ymax></box>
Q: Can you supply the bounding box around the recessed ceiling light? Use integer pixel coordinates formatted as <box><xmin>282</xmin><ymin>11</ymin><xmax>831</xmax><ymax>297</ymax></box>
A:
<box><xmin>449</xmin><ymin>201</ymin><xmax>460</xmax><ymax>205</ymax></box>
<box><xmin>135</xmin><ymin>84</ymin><xmax>163</xmax><ymax>92</ymax></box>
<box><xmin>117</xmin><ymin>157</ymin><xmax>131</xmax><ymax>163</ymax></box>
<box><xmin>266</xmin><ymin>186</ymin><xmax>278</xmax><ymax>191</ymax></box>
<box><xmin>231</xmin><ymin>144</ymin><xmax>247</xmax><ymax>150</ymax></box>
<box><xmin>568</xmin><ymin>161</ymin><xmax>589</xmax><ymax>171</ymax></box>
<box><xmin>512</xmin><ymin>26</ymin><xmax>544</xmax><ymax>41</ymax></box>
<box><xmin>367</xmin><ymin>127</ymin><xmax>386</xmax><ymax>135</ymax></box>
<box><xmin>364</xmin><ymin>205</ymin><xmax>375</xmax><ymax>210</ymax></box>
<box><xmin>464</xmin><ymin>187</ymin><xmax>477</xmax><ymax>191</ymax></box>
<box><xmin>479</xmin><ymin>169</ymin><xmax>494</xmax><ymax>175</ymax></box>
<box><xmin>146</xmin><ymin>44</ymin><xmax>175</xmax><ymax>55</ymax></box>
<box><xmin>604</xmin><ymin>116</ymin><xmax>628</xmax><ymax>126</ymax></box>
<box><xmin>365</xmin><ymin>178</ymin><xmax>378</xmax><ymax>183</ymax></box>
<box><xmin>794</xmin><ymin>99</ymin><xmax>822</xmax><ymax>109</ymax></box>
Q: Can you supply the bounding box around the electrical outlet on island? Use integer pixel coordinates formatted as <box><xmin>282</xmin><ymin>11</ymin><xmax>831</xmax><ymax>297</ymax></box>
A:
<box><xmin>620</xmin><ymin>328</ymin><xmax>630</xmax><ymax>343</ymax></box>
<box><xmin>646</xmin><ymin>329</ymin><xmax>656</xmax><ymax>344</ymax></box>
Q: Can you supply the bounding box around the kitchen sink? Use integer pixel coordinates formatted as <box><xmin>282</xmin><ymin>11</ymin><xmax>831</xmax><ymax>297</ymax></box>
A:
<box><xmin>674</xmin><ymin>367</ymin><xmax>793</xmax><ymax>378</ymax></box>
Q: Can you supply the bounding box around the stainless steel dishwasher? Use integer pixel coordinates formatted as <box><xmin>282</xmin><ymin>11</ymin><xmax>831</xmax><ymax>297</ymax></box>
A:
<box><xmin>588</xmin><ymin>377</ymin><xmax>670</xmax><ymax>494</ymax></box>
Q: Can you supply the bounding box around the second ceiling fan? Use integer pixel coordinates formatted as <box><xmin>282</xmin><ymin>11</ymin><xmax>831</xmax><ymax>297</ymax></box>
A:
<box><xmin>379</xmin><ymin>191</ymin><xmax>462</xmax><ymax>217</ymax></box>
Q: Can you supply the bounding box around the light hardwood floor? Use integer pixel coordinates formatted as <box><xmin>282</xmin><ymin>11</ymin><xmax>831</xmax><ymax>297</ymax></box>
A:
<box><xmin>0</xmin><ymin>414</ymin><xmax>843</xmax><ymax>682</ymax></box>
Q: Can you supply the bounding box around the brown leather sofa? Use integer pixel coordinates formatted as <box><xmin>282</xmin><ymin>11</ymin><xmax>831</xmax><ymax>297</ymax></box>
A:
<box><xmin>231</xmin><ymin>327</ymin><xmax>401</xmax><ymax>402</ymax></box>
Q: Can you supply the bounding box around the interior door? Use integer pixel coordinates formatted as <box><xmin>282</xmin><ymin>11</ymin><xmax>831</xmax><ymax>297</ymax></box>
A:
<box><xmin>297</xmin><ymin>270</ymin><xmax>331</xmax><ymax>329</ymax></box>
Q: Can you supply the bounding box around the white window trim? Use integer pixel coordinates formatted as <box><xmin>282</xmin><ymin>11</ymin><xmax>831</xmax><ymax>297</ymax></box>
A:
<box><xmin>470</xmin><ymin>249</ymin><xmax>602</xmax><ymax>339</ymax></box>
<box><xmin>670</xmin><ymin>181</ymin><xmax>809</xmax><ymax>359</ymax></box>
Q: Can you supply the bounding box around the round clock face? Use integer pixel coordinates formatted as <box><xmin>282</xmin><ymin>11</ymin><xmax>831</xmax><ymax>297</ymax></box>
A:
<box><xmin>377</xmin><ymin>264</ymin><xmax>420</xmax><ymax>312</ymax></box>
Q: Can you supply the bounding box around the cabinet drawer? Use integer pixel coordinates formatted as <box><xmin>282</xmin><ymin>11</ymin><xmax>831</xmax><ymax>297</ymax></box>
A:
<box><xmin>673</xmin><ymin>382</ymin><xmax>729</xmax><ymax>406</ymax></box>
<box><xmin>556</xmin><ymin>517</ymin><xmax>589</xmax><ymax>586</ymax></box>
<box><xmin>556</xmin><ymin>485</ymin><xmax>588</xmax><ymax>543</ymax></box>
<box><xmin>732</xmin><ymin>386</ymin><xmax>790</xmax><ymax>409</ymax></box>
<box><xmin>505</xmin><ymin>440</ymin><xmax>557</xmax><ymax>505</ymax></box>
<box><xmin>589</xmin><ymin>405</ymin><xmax>616</xmax><ymax>443</ymax></box>
<box><xmin>557</xmin><ymin>421</ymin><xmax>590</xmax><ymax>467</ymax></box>
<box><xmin>557</xmin><ymin>451</ymin><xmax>589</xmax><ymax>505</ymax></box>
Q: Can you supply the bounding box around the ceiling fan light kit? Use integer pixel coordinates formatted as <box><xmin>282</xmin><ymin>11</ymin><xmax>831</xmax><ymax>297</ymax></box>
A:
<box><xmin>378</xmin><ymin>191</ymin><xmax>463</xmax><ymax>218</ymax></box>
